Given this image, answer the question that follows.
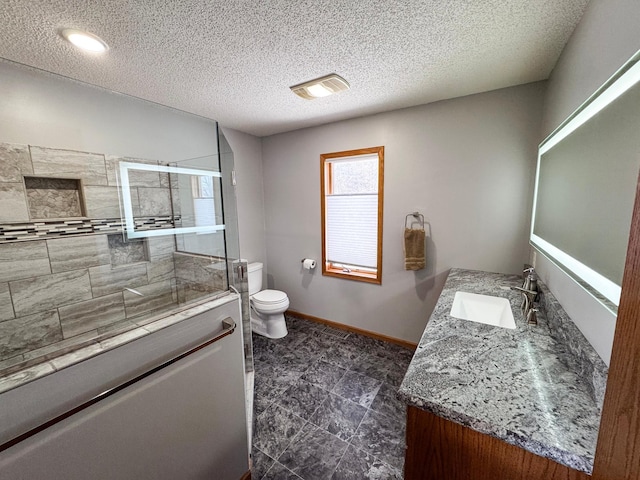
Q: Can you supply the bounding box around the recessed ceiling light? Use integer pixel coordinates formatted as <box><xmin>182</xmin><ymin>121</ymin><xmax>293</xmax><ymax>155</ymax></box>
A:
<box><xmin>60</xmin><ymin>28</ymin><xmax>109</xmax><ymax>53</ymax></box>
<box><xmin>290</xmin><ymin>74</ymin><xmax>350</xmax><ymax>100</ymax></box>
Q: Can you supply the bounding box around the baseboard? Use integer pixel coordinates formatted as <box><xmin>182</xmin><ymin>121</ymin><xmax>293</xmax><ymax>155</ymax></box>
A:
<box><xmin>286</xmin><ymin>310</ymin><xmax>417</xmax><ymax>350</ymax></box>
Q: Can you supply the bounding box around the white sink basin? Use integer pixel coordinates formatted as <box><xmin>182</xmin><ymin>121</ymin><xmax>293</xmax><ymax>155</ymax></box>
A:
<box><xmin>450</xmin><ymin>291</ymin><xmax>516</xmax><ymax>329</ymax></box>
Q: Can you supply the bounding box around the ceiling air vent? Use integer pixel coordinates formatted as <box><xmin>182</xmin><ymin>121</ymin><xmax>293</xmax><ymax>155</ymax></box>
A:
<box><xmin>290</xmin><ymin>74</ymin><xmax>350</xmax><ymax>100</ymax></box>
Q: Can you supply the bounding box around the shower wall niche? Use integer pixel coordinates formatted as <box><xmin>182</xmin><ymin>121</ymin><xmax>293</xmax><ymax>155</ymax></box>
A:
<box><xmin>0</xmin><ymin>142</ymin><xmax>229</xmax><ymax>377</ymax></box>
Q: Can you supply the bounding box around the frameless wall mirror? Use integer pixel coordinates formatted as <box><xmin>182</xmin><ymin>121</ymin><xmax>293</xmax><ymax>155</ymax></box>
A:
<box><xmin>118</xmin><ymin>161</ymin><xmax>225</xmax><ymax>239</ymax></box>
<box><xmin>531</xmin><ymin>50</ymin><xmax>640</xmax><ymax>313</ymax></box>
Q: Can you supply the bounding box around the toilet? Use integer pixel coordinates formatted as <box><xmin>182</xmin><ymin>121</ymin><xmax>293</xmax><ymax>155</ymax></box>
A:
<box><xmin>247</xmin><ymin>262</ymin><xmax>289</xmax><ymax>339</ymax></box>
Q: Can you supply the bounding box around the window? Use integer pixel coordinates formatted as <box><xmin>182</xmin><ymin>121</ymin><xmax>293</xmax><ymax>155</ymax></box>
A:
<box><xmin>191</xmin><ymin>175</ymin><xmax>215</xmax><ymax>227</ymax></box>
<box><xmin>320</xmin><ymin>146</ymin><xmax>384</xmax><ymax>284</ymax></box>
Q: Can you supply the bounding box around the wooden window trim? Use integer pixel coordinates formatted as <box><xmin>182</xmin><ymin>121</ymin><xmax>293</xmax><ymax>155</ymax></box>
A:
<box><xmin>320</xmin><ymin>146</ymin><xmax>384</xmax><ymax>285</ymax></box>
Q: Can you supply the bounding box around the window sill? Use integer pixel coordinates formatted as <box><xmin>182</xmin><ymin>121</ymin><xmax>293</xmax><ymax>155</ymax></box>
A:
<box><xmin>323</xmin><ymin>266</ymin><xmax>381</xmax><ymax>285</ymax></box>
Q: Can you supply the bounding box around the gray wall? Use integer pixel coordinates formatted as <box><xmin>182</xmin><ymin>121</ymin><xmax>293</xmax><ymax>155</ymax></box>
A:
<box><xmin>221</xmin><ymin>127</ymin><xmax>268</xmax><ymax>285</ymax></box>
<box><xmin>0</xmin><ymin>59</ymin><xmax>218</xmax><ymax>162</ymax></box>
<box><xmin>535</xmin><ymin>0</ymin><xmax>640</xmax><ymax>365</ymax></box>
<box><xmin>261</xmin><ymin>82</ymin><xmax>545</xmax><ymax>343</ymax></box>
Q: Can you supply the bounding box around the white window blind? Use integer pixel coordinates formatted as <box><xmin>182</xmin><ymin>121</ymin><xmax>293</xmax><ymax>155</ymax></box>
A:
<box><xmin>326</xmin><ymin>194</ymin><xmax>378</xmax><ymax>268</ymax></box>
<box><xmin>192</xmin><ymin>176</ymin><xmax>216</xmax><ymax>227</ymax></box>
<box><xmin>193</xmin><ymin>198</ymin><xmax>215</xmax><ymax>227</ymax></box>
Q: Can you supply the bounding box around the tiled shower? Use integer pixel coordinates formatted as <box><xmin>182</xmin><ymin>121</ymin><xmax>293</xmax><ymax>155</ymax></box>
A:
<box><xmin>0</xmin><ymin>142</ymin><xmax>231</xmax><ymax>378</ymax></box>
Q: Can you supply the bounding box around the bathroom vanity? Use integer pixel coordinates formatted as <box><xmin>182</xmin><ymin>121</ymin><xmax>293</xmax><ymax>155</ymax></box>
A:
<box><xmin>399</xmin><ymin>269</ymin><xmax>606</xmax><ymax>480</ymax></box>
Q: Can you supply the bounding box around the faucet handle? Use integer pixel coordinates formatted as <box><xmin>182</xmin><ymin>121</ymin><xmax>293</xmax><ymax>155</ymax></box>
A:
<box><xmin>527</xmin><ymin>308</ymin><xmax>539</xmax><ymax>325</ymax></box>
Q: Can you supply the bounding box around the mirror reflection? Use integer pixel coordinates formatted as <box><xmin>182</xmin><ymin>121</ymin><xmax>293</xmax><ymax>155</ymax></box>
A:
<box><xmin>531</xmin><ymin>56</ymin><xmax>640</xmax><ymax>311</ymax></box>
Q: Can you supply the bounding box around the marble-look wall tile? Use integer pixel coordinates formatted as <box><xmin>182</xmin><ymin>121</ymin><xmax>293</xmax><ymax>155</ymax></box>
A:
<box><xmin>105</xmin><ymin>156</ymin><xmax>165</xmax><ymax>188</ymax></box>
<box><xmin>108</xmin><ymin>234</ymin><xmax>147</xmax><ymax>266</ymax></box>
<box><xmin>174</xmin><ymin>252</ymin><xmax>226</xmax><ymax>290</ymax></box>
<box><xmin>0</xmin><ymin>362</ymin><xmax>56</xmax><ymax>395</ymax></box>
<box><xmin>10</xmin><ymin>270</ymin><xmax>92</xmax><ymax>317</ymax></box>
<box><xmin>0</xmin><ymin>310</ymin><xmax>62</xmax><ymax>361</ymax></box>
<box><xmin>98</xmin><ymin>327</ymin><xmax>148</xmax><ymax>350</ymax></box>
<box><xmin>176</xmin><ymin>279</ymin><xmax>218</xmax><ymax>305</ymax></box>
<box><xmin>96</xmin><ymin>319</ymin><xmax>137</xmax><ymax>336</ymax></box>
<box><xmin>0</xmin><ymin>283</ymin><xmax>14</xmax><ymax>321</ymax></box>
<box><xmin>89</xmin><ymin>263</ymin><xmax>149</xmax><ymax>297</ymax></box>
<box><xmin>159</xmin><ymin>170</ymin><xmax>170</xmax><ymax>189</ymax></box>
<box><xmin>0</xmin><ymin>183</ymin><xmax>29</xmax><ymax>222</ymax></box>
<box><xmin>25</xmin><ymin>177</ymin><xmax>83</xmax><ymax>218</ymax></box>
<box><xmin>22</xmin><ymin>330</ymin><xmax>98</xmax><ymax>362</ymax></box>
<box><xmin>47</xmin><ymin>235</ymin><xmax>111</xmax><ymax>273</ymax></box>
<box><xmin>0</xmin><ymin>240</ymin><xmax>51</xmax><ymax>283</ymax></box>
<box><xmin>0</xmin><ymin>354</ymin><xmax>25</xmax><ymax>372</ymax></box>
<box><xmin>147</xmin><ymin>235</ymin><xmax>176</xmax><ymax>259</ymax></box>
<box><xmin>147</xmin><ymin>254</ymin><xmax>175</xmax><ymax>283</ymax></box>
<box><xmin>30</xmin><ymin>146</ymin><xmax>108</xmax><ymax>186</ymax></box>
<box><xmin>123</xmin><ymin>280</ymin><xmax>176</xmax><ymax>318</ymax></box>
<box><xmin>175</xmin><ymin>234</ymin><xmax>186</xmax><ymax>252</ymax></box>
<box><xmin>136</xmin><ymin>187</ymin><xmax>172</xmax><ymax>216</ymax></box>
<box><xmin>59</xmin><ymin>292</ymin><xmax>126</xmax><ymax>337</ymax></box>
<box><xmin>50</xmin><ymin>343</ymin><xmax>104</xmax><ymax>371</ymax></box>
<box><xmin>83</xmin><ymin>186</ymin><xmax>129</xmax><ymax>219</ymax></box>
<box><xmin>0</xmin><ymin>143</ymin><xmax>33</xmax><ymax>182</ymax></box>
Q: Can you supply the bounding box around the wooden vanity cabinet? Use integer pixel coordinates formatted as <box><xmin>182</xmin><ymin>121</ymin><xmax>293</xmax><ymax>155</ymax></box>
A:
<box><xmin>404</xmin><ymin>406</ymin><xmax>589</xmax><ymax>480</ymax></box>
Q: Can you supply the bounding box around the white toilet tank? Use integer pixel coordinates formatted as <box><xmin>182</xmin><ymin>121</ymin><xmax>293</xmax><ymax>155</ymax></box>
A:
<box><xmin>247</xmin><ymin>262</ymin><xmax>263</xmax><ymax>296</ymax></box>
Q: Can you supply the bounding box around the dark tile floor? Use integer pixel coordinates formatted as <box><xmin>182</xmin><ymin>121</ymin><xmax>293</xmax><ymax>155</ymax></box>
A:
<box><xmin>251</xmin><ymin>314</ymin><xmax>414</xmax><ymax>480</ymax></box>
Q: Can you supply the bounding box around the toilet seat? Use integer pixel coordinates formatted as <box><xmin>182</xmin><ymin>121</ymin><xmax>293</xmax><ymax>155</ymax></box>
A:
<box><xmin>252</xmin><ymin>289</ymin><xmax>288</xmax><ymax>305</ymax></box>
<box><xmin>251</xmin><ymin>290</ymin><xmax>289</xmax><ymax>314</ymax></box>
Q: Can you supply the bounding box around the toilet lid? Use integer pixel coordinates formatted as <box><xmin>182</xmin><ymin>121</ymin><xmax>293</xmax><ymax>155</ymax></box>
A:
<box><xmin>252</xmin><ymin>289</ymin><xmax>288</xmax><ymax>304</ymax></box>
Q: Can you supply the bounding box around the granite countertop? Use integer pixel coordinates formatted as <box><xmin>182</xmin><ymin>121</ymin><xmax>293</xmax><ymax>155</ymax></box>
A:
<box><xmin>398</xmin><ymin>268</ymin><xmax>602</xmax><ymax>474</ymax></box>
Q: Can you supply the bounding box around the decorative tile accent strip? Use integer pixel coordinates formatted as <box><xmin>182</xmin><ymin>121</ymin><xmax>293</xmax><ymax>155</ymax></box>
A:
<box><xmin>0</xmin><ymin>216</ymin><xmax>179</xmax><ymax>243</ymax></box>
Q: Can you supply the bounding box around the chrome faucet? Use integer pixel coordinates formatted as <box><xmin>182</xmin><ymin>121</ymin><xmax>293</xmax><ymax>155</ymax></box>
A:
<box><xmin>510</xmin><ymin>286</ymin><xmax>539</xmax><ymax>325</ymax></box>
<box><xmin>510</xmin><ymin>267</ymin><xmax>539</xmax><ymax>325</ymax></box>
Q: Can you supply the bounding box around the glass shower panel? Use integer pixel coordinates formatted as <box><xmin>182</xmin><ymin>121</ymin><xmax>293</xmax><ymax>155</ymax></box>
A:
<box><xmin>217</xmin><ymin>128</ymin><xmax>254</xmax><ymax>448</ymax></box>
<box><xmin>136</xmin><ymin>155</ymin><xmax>228</xmax><ymax>307</ymax></box>
<box><xmin>114</xmin><ymin>158</ymin><xmax>228</xmax><ymax>313</ymax></box>
<box><xmin>218</xmin><ymin>129</ymin><xmax>252</xmax><ymax>372</ymax></box>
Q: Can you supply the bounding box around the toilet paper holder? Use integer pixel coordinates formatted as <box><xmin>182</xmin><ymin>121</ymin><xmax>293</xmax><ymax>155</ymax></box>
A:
<box><xmin>301</xmin><ymin>258</ymin><xmax>317</xmax><ymax>270</ymax></box>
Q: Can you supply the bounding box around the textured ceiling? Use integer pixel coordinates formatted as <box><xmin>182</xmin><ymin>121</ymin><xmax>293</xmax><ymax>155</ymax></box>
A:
<box><xmin>0</xmin><ymin>0</ymin><xmax>589</xmax><ymax>137</ymax></box>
